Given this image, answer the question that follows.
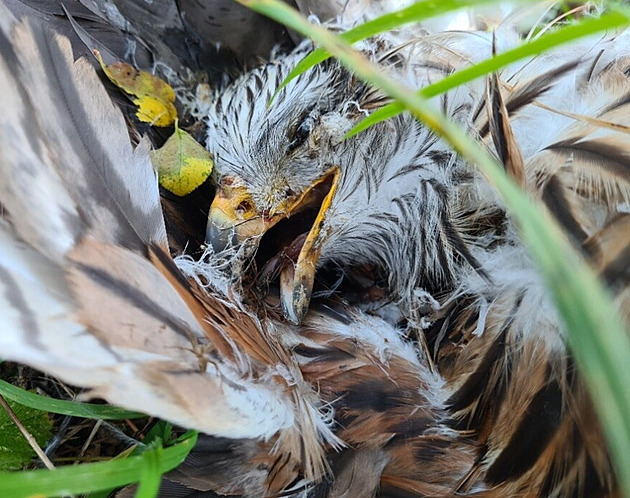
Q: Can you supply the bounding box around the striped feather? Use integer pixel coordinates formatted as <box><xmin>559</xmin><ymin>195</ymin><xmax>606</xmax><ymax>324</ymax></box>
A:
<box><xmin>432</xmin><ymin>36</ymin><xmax>630</xmax><ymax>496</ymax></box>
<box><xmin>1</xmin><ymin>2</ymin><xmax>629</xmax><ymax>497</ymax></box>
<box><xmin>204</xmin><ymin>17</ymin><xmax>630</xmax><ymax>498</ymax></box>
<box><xmin>0</xmin><ymin>12</ymin><xmax>480</xmax><ymax>497</ymax></box>
<box><xmin>0</xmin><ymin>14</ymin><xmax>336</xmax><ymax>486</ymax></box>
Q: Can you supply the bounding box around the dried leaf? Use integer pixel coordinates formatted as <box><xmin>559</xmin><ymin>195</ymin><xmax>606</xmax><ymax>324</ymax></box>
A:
<box><xmin>93</xmin><ymin>50</ymin><xmax>177</xmax><ymax>127</ymax></box>
<box><xmin>150</xmin><ymin>123</ymin><xmax>214</xmax><ymax>196</ymax></box>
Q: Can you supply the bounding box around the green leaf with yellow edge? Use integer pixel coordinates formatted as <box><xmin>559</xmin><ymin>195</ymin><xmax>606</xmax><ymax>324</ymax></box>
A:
<box><xmin>151</xmin><ymin>123</ymin><xmax>214</xmax><ymax>196</ymax></box>
<box><xmin>93</xmin><ymin>50</ymin><xmax>177</xmax><ymax>127</ymax></box>
<box><xmin>0</xmin><ymin>398</ymin><xmax>53</xmax><ymax>471</ymax></box>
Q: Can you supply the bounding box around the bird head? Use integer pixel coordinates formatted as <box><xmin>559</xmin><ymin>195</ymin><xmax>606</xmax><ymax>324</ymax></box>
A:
<box><xmin>205</xmin><ymin>41</ymin><xmax>482</xmax><ymax>324</ymax></box>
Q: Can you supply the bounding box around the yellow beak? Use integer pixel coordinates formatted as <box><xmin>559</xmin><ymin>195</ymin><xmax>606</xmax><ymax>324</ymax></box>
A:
<box><xmin>205</xmin><ymin>184</ymin><xmax>271</xmax><ymax>253</ymax></box>
<box><xmin>206</xmin><ymin>168</ymin><xmax>340</xmax><ymax>324</ymax></box>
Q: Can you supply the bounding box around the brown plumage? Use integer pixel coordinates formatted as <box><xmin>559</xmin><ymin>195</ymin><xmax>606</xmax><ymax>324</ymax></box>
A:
<box><xmin>199</xmin><ymin>14</ymin><xmax>629</xmax><ymax>497</ymax></box>
<box><xmin>0</xmin><ymin>2</ymin><xmax>628</xmax><ymax>498</ymax></box>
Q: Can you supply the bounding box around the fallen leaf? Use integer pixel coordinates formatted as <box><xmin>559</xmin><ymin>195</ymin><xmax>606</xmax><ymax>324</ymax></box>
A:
<box><xmin>94</xmin><ymin>50</ymin><xmax>177</xmax><ymax>127</ymax></box>
<box><xmin>151</xmin><ymin>123</ymin><xmax>214</xmax><ymax>196</ymax></box>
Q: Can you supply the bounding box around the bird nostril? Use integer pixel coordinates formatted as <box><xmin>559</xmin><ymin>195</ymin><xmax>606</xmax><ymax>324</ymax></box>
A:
<box><xmin>262</xmin><ymin>209</ymin><xmax>273</xmax><ymax>223</ymax></box>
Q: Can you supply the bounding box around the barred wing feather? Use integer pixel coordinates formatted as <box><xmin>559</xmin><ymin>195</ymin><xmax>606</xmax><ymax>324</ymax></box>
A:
<box><xmin>0</xmin><ymin>14</ymin><xmax>296</xmax><ymax>441</ymax></box>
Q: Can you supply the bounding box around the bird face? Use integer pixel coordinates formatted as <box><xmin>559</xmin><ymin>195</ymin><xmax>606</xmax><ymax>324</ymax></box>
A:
<box><xmin>205</xmin><ymin>43</ymin><xmax>475</xmax><ymax>324</ymax></box>
<box><xmin>205</xmin><ymin>49</ymin><xmax>371</xmax><ymax>323</ymax></box>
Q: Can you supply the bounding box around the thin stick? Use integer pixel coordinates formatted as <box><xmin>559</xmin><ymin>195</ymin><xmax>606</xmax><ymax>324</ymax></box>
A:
<box><xmin>0</xmin><ymin>393</ymin><xmax>55</xmax><ymax>470</ymax></box>
<box><xmin>77</xmin><ymin>419</ymin><xmax>103</xmax><ymax>460</ymax></box>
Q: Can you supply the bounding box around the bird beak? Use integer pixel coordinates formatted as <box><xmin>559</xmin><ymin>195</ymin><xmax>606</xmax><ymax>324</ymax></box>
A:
<box><xmin>205</xmin><ymin>184</ymin><xmax>270</xmax><ymax>253</ymax></box>
<box><xmin>206</xmin><ymin>168</ymin><xmax>340</xmax><ymax>325</ymax></box>
<box><xmin>280</xmin><ymin>167</ymin><xmax>340</xmax><ymax>324</ymax></box>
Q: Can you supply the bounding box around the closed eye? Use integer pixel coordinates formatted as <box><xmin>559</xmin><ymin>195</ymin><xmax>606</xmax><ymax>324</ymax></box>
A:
<box><xmin>288</xmin><ymin>111</ymin><xmax>316</xmax><ymax>152</ymax></box>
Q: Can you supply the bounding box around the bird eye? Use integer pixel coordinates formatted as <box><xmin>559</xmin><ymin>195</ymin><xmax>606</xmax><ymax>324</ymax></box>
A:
<box><xmin>236</xmin><ymin>200</ymin><xmax>253</xmax><ymax>216</ymax></box>
<box><xmin>288</xmin><ymin>113</ymin><xmax>315</xmax><ymax>152</ymax></box>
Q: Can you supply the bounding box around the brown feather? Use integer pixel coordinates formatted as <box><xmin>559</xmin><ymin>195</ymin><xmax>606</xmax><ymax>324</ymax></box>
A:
<box><xmin>2</xmin><ymin>5</ymin><xmax>630</xmax><ymax>498</ymax></box>
<box><xmin>485</xmin><ymin>39</ymin><xmax>526</xmax><ymax>186</ymax></box>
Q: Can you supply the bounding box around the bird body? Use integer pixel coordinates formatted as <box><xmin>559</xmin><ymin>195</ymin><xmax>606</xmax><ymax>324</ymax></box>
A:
<box><xmin>0</xmin><ymin>1</ymin><xmax>628</xmax><ymax>497</ymax></box>
<box><xmin>204</xmin><ymin>20</ymin><xmax>630</xmax><ymax>498</ymax></box>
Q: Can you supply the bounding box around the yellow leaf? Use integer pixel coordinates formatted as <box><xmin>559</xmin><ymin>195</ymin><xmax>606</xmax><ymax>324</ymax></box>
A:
<box><xmin>93</xmin><ymin>49</ymin><xmax>177</xmax><ymax>126</ymax></box>
<box><xmin>151</xmin><ymin>123</ymin><xmax>214</xmax><ymax>196</ymax></box>
<box><xmin>134</xmin><ymin>96</ymin><xmax>175</xmax><ymax>127</ymax></box>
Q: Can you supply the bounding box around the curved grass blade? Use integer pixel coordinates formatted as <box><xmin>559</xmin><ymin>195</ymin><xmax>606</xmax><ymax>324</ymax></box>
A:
<box><xmin>0</xmin><ymin>431</ymin><xmax>197</xmax><ymax>498</ymax></box>
<box><xmin>0</xmin><ymin>379</ymin><xmax>145</xmax><ymax>420</ymax></box>
<box><xmin>350</xmin><ymin>8</ymin><xmax>630</xmax><ymax>136</ymax></box>
<box><xmin>235</xmin><ymin>0</ymin><xmax>630</xmax><ymax>494</ymax></box>
<box><xmin>274</xmin><ymin>0</ymin><xmax>512</xmax><ymax>99</ymax></box>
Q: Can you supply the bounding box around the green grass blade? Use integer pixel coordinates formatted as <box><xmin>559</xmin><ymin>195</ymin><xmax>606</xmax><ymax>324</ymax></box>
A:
<box><xmin>0</xmin><ymin>432</ymin><xmax>197</xmax><ymax>498</ymax></box>
<box><xmin>0</xmin><ymin>379</ymin><xmax>145</xmax><ymax>420</ymax></box>
<box><xmin>274</xmin><ymin>0</ymin><xmax>516</xmax><ymax>98</ymax></box>
<box><xmin>350</xmin><ymin>8</ymin><xmax>630</xmax><ymax>136</ymax></box>
<box><xmin>235</xmin><ymin>1</ymin><xmax>630</xmax><ymax>494</ymax></box>
<box><xmin>87</xmin><ymin>491</ymin><xmax>114</xmax><ymax>498</ymax></box>
<box><xmin>135</xmin><ymin>444</ymin><xmax>163</xmax><ymax>498</ymax></box>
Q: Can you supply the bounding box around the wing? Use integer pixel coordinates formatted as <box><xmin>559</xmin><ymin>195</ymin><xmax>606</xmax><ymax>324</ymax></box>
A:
<box><xmin>0</xmin><ymin>10</ymin><xmax>304</xmax><ymax>443</ymax></box>
<box><xmin>115</xmin><ymin>301</ymin><xmax>480</xmax><ymax>497</ymax></box>
<box><xmin>8</xmin><ymin>0</ymin><xmax>299</xmax><ymax>70</ymax></box>
<box><xmin>425</xmin><ymin>29</ymin><xmax>630</xmax><ymax>498</ymax></box>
